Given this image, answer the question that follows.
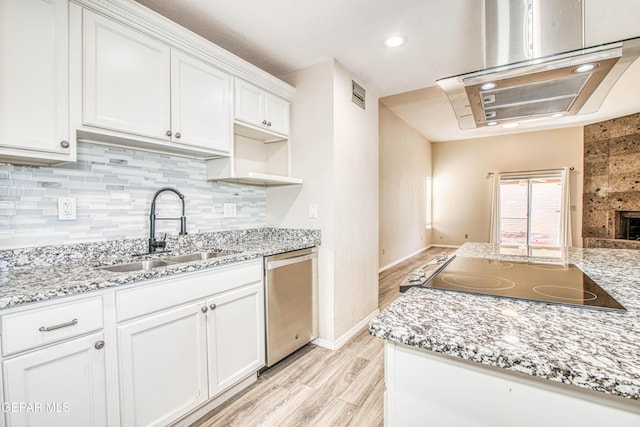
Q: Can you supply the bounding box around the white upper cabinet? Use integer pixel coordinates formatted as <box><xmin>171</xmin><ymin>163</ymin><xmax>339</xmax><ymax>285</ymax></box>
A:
<box><xmin>82</xmin><ymin>9</ymin><xmax>231</xmax><ymax>155</ymax></box>
<box><xmin>235</xmin><ymin>78</ymin><xmax>289</xmax><ymax>137</ymax></box>
<box><xmin>264</xmin><ymin>94</ymin><xmax>290</xmax><ymax>136</ymax></box>
<box><xmin>0</xmin><ymin>0</ymin><xmax>73</xmax><ymax>165</ymax></box>
<box><xmin>171</xmin><ymin>51</ymin><xmax>232</xmax><ymax>152</ymax></box>
<box><xmin>1</xmin><ymin>0</ymin><xmax>293</xmax><ymax>164</ymax></box>
<box><xmin>83</xmin><ymin>10</ymin><xmax>171</xmax><ymax>141</ymax></box>
<box><xmin>234</xmin><ymin>79</ymin><xmax>265</xmax><ymax>128</ymax></box>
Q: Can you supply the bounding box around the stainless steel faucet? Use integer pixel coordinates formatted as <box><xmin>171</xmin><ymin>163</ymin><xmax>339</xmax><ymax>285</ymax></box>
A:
<box><xmin>149</xmin><ymin>187</ymin><xmax>187</xmax><ymax>253</ymax></box>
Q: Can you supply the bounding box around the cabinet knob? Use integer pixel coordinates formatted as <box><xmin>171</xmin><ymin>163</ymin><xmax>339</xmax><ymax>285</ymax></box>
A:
<box><xmin>209</xmin><ymin>303</ymin><xmax>216</xmax><ymax>310</ymax></box>
<box><xmin>267</xmin><ymin>122</ymin><xmax>272</xmax><ymax>127</ymax></box>
<box><xmin>95</xmin><ymin>340</ymin><xmax>105</xmax><ymax>350</ymax></box>
<box><xmin>60</xmin><ymin>140</ymin><xmax>70</xmax><ymax>149</ymax></box>
<box><xmin>201</xmin><ymin>306</ymin><xmax>208</xmax><ymax>313</ymax></box>
<box><xmin>262</xmin><ymin>120</ymin><xmax>268</xmax><ymax>125</ymax></box>
<box><xmin>175</xmin><ymin>132</ymin><xmax>181</xmax><ymax>139</ymax></box>
<box><xmin>166</xmin><ymin>130</ymin><xmax>172</xmax><ymax>137</ymax></box>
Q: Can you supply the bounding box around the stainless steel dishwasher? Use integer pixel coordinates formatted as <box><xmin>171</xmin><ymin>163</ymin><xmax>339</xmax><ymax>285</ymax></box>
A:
<box><xmin>264</xmin><ymin>247</ymin><xmax>318</xmax><ymax>367</ymax></box>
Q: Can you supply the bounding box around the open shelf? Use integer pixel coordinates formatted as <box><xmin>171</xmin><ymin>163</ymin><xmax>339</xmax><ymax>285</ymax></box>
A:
<box><xmin>206</xmin><ymin>131</ymin><xmax>302</xmax><ymax>186</ymax></box>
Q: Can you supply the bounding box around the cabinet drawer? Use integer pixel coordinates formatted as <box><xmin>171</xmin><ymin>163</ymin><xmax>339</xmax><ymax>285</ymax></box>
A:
<box><xmin>116</xmin><ymin>260</ymin><xmax>262</xmax><ymax>322</ymax></box>
<box><xmin>1</xmin><ymin>296</ymin><xmax>104</xmax><ymax>356</ymax></box>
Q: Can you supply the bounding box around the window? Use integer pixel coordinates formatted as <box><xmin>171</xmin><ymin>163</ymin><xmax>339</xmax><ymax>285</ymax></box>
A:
<box><xmin>499</xmin><ymin>173</ymin><xmax>563</xmax><ymax>256</ymax></box>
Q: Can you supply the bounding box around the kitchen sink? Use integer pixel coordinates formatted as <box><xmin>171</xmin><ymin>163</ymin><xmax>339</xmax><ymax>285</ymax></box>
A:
<box><xmin>100</xmin><ymin>251</ymin><xmax>237</xmax><ymax>273</ymax></box>
<box><xmin>101</xmin><ymin>260</ymin><xmax>175</xmax><ymax>272</ymax></box>
<box><xmin>165</xmin><ymin>251</ymin><xmax>236</xmax><ymax>263</ymax></box>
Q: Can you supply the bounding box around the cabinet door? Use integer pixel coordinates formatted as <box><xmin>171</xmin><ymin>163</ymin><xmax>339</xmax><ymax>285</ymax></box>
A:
<box><xmin>2</xmin><ymin>332</ymin><xmax>108</xmax><ymax>427</ymax></box>
<box><xmin>171</xmin><ymin>51</ymin><xmax>231</xmax><ymax>152</ymax></box>
<box><xmin>83</xmin><ymin>10</ymin><xmax>171</xmax><ymax>140</ymax></box>
<box><xmin>117</xmin><ymin>302</ymin><xmax>208</xmax><ymax>427</ymax></box>
<box><xmin>234</xmin><ymin>79</ymin><xmax>265</xmax><ymax>128</ymax></box>
<box><xmin>0</xmin><ymin>0</ymin><xmax>70</xmax><ymax>162</ymax></box>
<box><xmin>264</xmin><ymin>93</ymin><xmax>290</xmax><ymax>136</ymax></box>
<box><xmin>207</xmin><ymin>282</ymin><xmax>265</xmax><ymax>396</ymax></box>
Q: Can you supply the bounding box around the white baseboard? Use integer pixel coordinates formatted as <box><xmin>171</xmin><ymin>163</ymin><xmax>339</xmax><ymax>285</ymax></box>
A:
<box><xmin>380</xmin><ymin>244</ymin><xmax>462</xmax><ymax>273</ymax></box>
<box><xmin>313</xmin><ymin>308</ymin><xmax>379</xmax><ymax>351</ymax></box>
<box><xmin>430</xmin><ymin>244</ymin><xmax>460</xmax><ymax>249</ymax></box>
<box><xmin>379</xmin><ymin>246</ymin><xmax>431</xmax><ymax>273</ymax></box>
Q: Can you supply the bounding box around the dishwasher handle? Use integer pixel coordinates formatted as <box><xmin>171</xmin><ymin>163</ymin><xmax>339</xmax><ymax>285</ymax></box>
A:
<box><xmin>266</xmin><ymin>252</ymin><xmax>317</xmax><ymax>270</ymax></box>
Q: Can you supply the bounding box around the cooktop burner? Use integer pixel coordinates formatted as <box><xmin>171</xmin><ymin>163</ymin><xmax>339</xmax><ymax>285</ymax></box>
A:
<box><xmin>421</xmin><ymin>256</ymin><xmax>625</xmax><ymax>311</ymax></box>
<box><xmin>441</xmin><ymin>273</ymin><xmax>516</xmax><ymax>291</ymax></box>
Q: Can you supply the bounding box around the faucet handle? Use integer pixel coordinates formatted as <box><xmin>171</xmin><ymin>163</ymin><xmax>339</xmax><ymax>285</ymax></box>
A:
<box><xmin>157</xmin><ymin>233</ymin><xmax>168</xmax><ymax>250</ymax></box>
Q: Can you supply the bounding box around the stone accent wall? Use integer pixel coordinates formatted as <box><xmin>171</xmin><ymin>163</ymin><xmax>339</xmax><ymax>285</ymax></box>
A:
<box><xmin>583</xmin><ymin>112</ymin><xmax>640</xmax><ymax>247</ymax></box>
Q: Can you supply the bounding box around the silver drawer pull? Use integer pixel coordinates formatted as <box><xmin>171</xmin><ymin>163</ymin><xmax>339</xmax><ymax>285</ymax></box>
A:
<box><xmin>38</xmin><ymin>318</ymin><xmax>78</xmax><ymax>332</ymax></box>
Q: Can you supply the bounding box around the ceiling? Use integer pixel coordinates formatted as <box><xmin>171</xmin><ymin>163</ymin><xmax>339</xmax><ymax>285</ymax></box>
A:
<box><xmin>135</xmin><ymin>0</ymin><xmax>640</xmax><ymax>142</ymax></box>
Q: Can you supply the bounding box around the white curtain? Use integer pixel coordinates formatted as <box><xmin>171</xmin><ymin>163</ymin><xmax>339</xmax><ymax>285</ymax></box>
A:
<box><xmin>560</xmin><ymin>166</ymin><xmax>573</xmax><ymax>247</ymax></box>
<box><xmin>489</xmin><ymin>172</ymin><xmax>501</xmax><ymax>244</ymax></box>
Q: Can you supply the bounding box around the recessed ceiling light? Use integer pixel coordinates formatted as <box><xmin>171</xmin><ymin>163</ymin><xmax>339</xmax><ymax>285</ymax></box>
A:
<box><xmin>574</xmin><ymin>63</ymin><xmax>597</xmax><ymax>73</ymax></box>
<box><xmin>383</xmin><ymin>35</ymin><xmax>406</xmax><ymax>48</ymax></box>
<box><xmin>486</xmin><ymin>121</ymin><xmax>498</xmax><ymax>126</ymax></box>
<box><xmin>502</xmin><ymin>122</ymin><xmax>519</xmax><ymax>129</ymax></box>
<box><xmin>480</xmin><ymin>82</ymin><xmax>497</xmax><ymax>91</ymax></box>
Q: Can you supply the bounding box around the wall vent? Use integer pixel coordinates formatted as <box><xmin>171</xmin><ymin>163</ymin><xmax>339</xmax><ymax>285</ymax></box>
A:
<box><xmin>352</xmin><ymin>80</ymin><xmax>365</xmax><ymax>109</ymax></box>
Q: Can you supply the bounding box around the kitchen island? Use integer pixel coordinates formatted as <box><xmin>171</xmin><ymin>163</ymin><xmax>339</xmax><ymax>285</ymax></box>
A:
<box><xmin>370</xmin><ymin>243</ymin><xmax>640</xmax><ymax>426</ymax></box>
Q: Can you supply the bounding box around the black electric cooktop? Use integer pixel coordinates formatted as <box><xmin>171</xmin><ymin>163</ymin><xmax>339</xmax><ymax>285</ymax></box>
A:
<box><xmin>419</xmin><ymin>256</ymin><xmax>626</xmax><ymax>312</ymax></box>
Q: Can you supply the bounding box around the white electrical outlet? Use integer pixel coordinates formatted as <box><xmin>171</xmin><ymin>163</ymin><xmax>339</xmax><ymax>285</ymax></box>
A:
<box><xmin>223</xmin><ymin>203</ymin><xmax>236</xmax><ymax>218</ymax></box>
<box><xmin>308</xmin><ymin>203</ymin><xmax>318</xmax><ymax>218</ymax></box>
<box><xmin>58</xmin><ymin>197</ymin><xmax>77</xmax><ymax>220</ymax></box>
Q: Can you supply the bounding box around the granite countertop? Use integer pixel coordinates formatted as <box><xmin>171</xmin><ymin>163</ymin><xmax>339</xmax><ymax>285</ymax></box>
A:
<box><xmin>370</xmin><ymin>242</ymin><xmax>640</xmax><ymax>401</ymax></box>
<box><xmin>0</xmin><ymin>228</ymin><xmax>320</xmax><ymax>310</ymax></box>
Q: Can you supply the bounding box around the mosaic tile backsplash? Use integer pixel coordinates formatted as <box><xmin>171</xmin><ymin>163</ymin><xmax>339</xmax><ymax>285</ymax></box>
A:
<box><xmin>0</xmin><ymin>143</ymin><xmax>266</xmax><ymax>249</ymax></box>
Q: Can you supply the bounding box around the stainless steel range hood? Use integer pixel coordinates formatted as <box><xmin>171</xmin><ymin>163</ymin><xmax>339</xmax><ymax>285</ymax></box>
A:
<box><xmin>436</xmin><ymin>0</ymin><xmax>640</xmax><ymax>130</ymax></box>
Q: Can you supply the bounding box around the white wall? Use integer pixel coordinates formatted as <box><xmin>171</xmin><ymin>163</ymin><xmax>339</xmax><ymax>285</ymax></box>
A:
<box><xmin>268</xmin><ymin>59</ymin><xmax>379</xmax><ymax>345</ymax></box>
<box><xmin>378</xmin><ymin>103</ymin><xmax>432</xmax><ymax>269</ymax></box>
<box><xmin>431</xmin><ymin>127</ymin><xmax>584</xmax><ymax>247</ymax></box>
<box><xmin>267</xmin><ymin>60</ymin><xmax>336</xmax><ymax>341</ymax></box>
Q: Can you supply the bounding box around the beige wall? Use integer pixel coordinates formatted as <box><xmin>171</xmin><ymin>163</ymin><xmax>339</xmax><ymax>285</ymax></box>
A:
<box><xmin>268</xmin><ymin>59</ymin><xmax>379</xmax><ymax>345</ymax></box>
<box><xmin>379</xmin><ymin>104</ymin><xmax>432</xmax><ymax>269</ymax></box>
<box><xmin>431</xmin><ymin>127</ymin><xmax>584</xmax><ymax>247</ymax></box>
<box><xmin>331</xmin><ymin>61</ymin><xmax>379</xmax><ymax>341</ymax></box>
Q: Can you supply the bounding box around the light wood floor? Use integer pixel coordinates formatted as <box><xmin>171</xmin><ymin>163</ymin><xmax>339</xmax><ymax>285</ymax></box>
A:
<box><xmin>193</xmin><ymin>247</ymin><xmax>457</xmax><ymax>427</ymax></box>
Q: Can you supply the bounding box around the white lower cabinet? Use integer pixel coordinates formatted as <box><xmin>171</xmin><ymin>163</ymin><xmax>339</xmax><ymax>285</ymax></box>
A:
<box><xmin>2</xmin><ymin>332</ymin><xmax>108</xmax><ymax>427</ymax></box>
<box><xmin>0</xmin><ymin>260</ymin><xmax>265</xmax><ymax>427</ymax></box>
<box><xmin>207</xmin><ymin>282</ymin><xmax>265</xmax><ymax>396</ymax></box>
<box><xmin>117</xmin><ymin>302</ymin><xmax>208</xmax><ymax>427</ymax></box>
<box><xmin>115</xmin><ymin>260</ymin><xmax>265</xmax><ymax>426</ymax></box>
